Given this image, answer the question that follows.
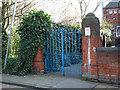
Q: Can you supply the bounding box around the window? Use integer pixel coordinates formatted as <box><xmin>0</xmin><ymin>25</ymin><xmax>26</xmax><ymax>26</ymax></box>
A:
<box><xmin>114</xmin><ymin>10</ymin><xmax>117</xmax><ymax>14</ymax></box>
<box><xmin>117</xmin><ymin>26</ymin><xmax>120</xmax><ymax>37</ymax></box>
<box><xmin>119</xmin><ymin>10</ymin><xmax>120</xmax><ymax>14</ymax></box>
<box><xmin>117</xmin><ymin>28</ymin><xmax>120</xmax><ymax>37</ymax></box>
<box><xmin>113</xmin><ymin>18</ymin><xmax>116</xmax><ymax>20</ymax></box>
<box><xmin>109</xmin><ymin>10</ymin><xmax>112</xmax><ymax>14</ymax></box>
<box><xmin>106</xmin><ymin>9</ymin><xmax>109</xmax><ymax>13</ymax></box>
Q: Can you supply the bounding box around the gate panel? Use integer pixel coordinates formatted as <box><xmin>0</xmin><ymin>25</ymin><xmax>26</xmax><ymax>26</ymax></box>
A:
<box><xmin>45</xmin><ymin>29</ymin><xmax>62</xmax><ymax>72</ymax></box>
<box><xmin>45</xmin><ymin>28</ymin><xmax>82</xmax><ymax>77</ymax></box>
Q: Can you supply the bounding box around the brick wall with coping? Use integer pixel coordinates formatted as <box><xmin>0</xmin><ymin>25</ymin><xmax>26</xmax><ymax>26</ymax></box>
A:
<box><xmin>82</xmin><ymin>13</ymin><xmax>120</xmax><ymax>84</ymax></box>
<box><xmin>96</xmin><ymin>47</ymin><xmax>120</xmax><ymax>84</ymax></box>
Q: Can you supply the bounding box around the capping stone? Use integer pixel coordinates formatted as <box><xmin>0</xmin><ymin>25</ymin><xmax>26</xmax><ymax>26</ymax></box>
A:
<box><xmin>82</xmin><ymin>13</ymin><xmax>100</xmax><ymax>36</ymax></box>
<box><xmin>96</xmin><ymin>47</ymin><xmax>120</xmax><ymax>52</ymax></box>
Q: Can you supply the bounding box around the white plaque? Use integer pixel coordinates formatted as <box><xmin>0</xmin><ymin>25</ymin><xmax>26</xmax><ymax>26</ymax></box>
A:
<box><xmin>85</xmin><ymin>27</ymin><xmax>90</xmax><ymax>36</ymax></box>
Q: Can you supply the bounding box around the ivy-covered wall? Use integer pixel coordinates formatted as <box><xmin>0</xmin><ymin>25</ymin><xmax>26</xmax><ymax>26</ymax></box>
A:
<box><xmin>17</xmin><ymin>10</ymin><xmax>51</xmax><ymax>75</ymax></box>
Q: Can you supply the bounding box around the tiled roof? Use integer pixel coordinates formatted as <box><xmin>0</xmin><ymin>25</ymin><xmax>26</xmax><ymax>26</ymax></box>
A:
<box><xmin>104</xmin><ymin>0</ymin><xmax>120</xmax><ymax>8</ymax></box>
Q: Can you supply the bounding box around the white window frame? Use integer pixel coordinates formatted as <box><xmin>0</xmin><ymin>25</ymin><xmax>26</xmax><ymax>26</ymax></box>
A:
<box><xmin>109</xmin><ymin>10</ymin><xmax>112</xmax><ymax>14</ymax></box>
<box><xmin>116</xmin><ymin>26</ymin><xmax>120</xmax><ymax>37</ymax></box>
<box><xmin>114</xmin><ymin>9</ymin><xmax>117</xmax><ymax>14</ymax></box>
<box><xmin>118</xmin><ymin>10</ymin><xmax>120</xmax><ymax>14</ymax></box>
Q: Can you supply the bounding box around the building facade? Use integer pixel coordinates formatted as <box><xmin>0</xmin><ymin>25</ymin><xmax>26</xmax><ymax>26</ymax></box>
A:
<box><xmin>103</xmin><ymin>1</ymin><xmax>120</xmax><ymax>38</ymax></box>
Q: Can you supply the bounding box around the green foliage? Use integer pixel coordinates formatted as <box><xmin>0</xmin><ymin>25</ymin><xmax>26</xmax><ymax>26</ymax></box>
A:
<box><xmin>2</xmin><ymin>57</ymin><xmax>20</xmax><ymax>75</ymax></box>
<box><xmin>2</xmin><ymin>10</ymin><xmax>51</xmax><ymax>76</ymax></box>
<box><xmin>52</xmin><ymin>23</ymin><xmax>81</xmax><ymax>30</ymax></box>
<box><xmin>8</xmin><ymin>26</ymin><xmax>20</xmax><ymax>55</ymax></box>
<box><xmin>2</xmin><ymin>26</ymin><xmax>20</xmax><ymax>75</ymax></box>
<box><xmin>2</xmin><ymin>10</ymin><xmax>82</xmax><ymax>76</ymax></box>
<box><xmin>101</xmin><ymin>19</ymin><xmax>113</xmax><ymax>29</ymax></box>
<box><xmin>2</xmin><ymin>28</ymin><xmax>8</xmax><ymax>61</ymax></box>
<box><xmin>100</xmin><ymin>18</ymin><xmax>113</xmax><ymax>46</ymax></box>
<box><xmin>16</xmin><ymin>10</ymin><xmax>51</xmax><ymax>75</ymax></box>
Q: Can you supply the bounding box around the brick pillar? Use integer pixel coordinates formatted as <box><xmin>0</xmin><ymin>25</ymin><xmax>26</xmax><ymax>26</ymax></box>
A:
<box><xmin>33</xmin><ymin>46</ymin><xmax>45</xmax><ymax>74</ymax></box>
<box><xmin>82</xmin><ymin>13</ymin><xmax>101</xmax><ymax>79</ymax></box>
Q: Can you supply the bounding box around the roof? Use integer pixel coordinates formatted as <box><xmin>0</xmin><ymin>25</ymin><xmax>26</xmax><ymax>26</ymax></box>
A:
<box><xmin>104</xmin><ymin>0</ymin><xmax>120</xmax><ymax>9</ymax></box>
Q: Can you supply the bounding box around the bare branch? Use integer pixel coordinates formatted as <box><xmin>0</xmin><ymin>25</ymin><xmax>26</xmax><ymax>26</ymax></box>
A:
<box><xmin>93</xmin><ymin>1</ymin><xmax>101</xmax><ymax>12</ymax></box>
<box><xmin>2</xmin><ymin>0</ymin><xmax>36</xmax><ymax>31</ymax></box>
<box><xmin>20</xmin><ymin>1</ymin><xmax>32</xmax><ymax>14</ymax></box>
<box><xmin>4</xmin><ymin>4</ymin><xmax>9</xmax><ymax>30</ymax></box>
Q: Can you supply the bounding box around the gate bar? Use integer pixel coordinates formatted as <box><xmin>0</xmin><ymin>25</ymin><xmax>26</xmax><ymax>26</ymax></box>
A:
<box><xmin>72</xmin><ymin>29</ymin><xmax>74</xmax><ymax>52</ymax></box>
<box><xmin>75</xmin><ymin>29</ymin><xmax>77</xmax><ymax>52</ymax></box>
<box><xmin>65</xmin><ymin>30</ymin><xmax>67</xmax><ymax>66</ymax></box>
<box><xmin>50</xmin><ymin>33</ymin><xmax>52</xmax><ymax>71</ymax></box>
<box><xmin>45</xmin><ymin>34</ymin><xmax>48</xmax><ymax>72</ymax></box>
<box><xmin>58</xmin><ymin>30</ymin><xmax>61</xmax><ymax>68</ymax></box>
<box><xmin>55</xmin><ymin>29</ymin><xmax>58</xmax><ymax>68</ymax></box>
<box><xmin>52</xmin><ymin>29</ymin><xmax>55</xmax><ymax>70</ymax></box>
<box><xmin>61</xmin><ymin>29</ymin><xmax>64</xmax><ymax>75</ymax></box>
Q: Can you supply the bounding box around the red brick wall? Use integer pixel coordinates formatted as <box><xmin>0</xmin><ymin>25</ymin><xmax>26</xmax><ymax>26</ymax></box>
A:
<box><xmin>103</xmin><ymin>7</ymin><xmax>120</xmax><ymax>25</ymax></box>
<box><xmin>82</xmin><ymin>13</ymin><xmax>119</xmax><ymax>84</ymax></box>
<box><xmin>96</xmin><ymin>47</ymin><xmax>120</xmax><ymax>84</ymax></box>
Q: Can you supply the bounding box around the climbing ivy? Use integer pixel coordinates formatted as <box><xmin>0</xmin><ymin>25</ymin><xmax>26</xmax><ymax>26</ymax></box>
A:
<box><xmin>17</xmin><ymin>10</ymin><xmax>51</xmax><ymax>75</ymax></box>
<box><xmin>51</xmin><ymin>22</ymin><xmax>81</xmax><ymax>30</ymax></box>
<box><xmin>2</xmin><ymin>10</ymin><xmax>51</xmax><ymax>76</ymax></box>
<box><xmin>2</xmin><ymin>30</ymin><xmax>8</xmax><ymax>61</ymax></box>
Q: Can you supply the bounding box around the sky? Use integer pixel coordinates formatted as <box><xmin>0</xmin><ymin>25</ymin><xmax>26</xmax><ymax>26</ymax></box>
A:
<box><xmin>33</xmin><ymin>0</ymin><xmax>112</xmax><ymax>23</ymax></box>
<box><xmin>0</xmin><ymin>0</ymin><xmax>114</xmax><ymax>23</ymax></box>
<box><xmin>70</xmin><ymin>0</ymin><xmax>112</xmax><ymax>22</ymax></box>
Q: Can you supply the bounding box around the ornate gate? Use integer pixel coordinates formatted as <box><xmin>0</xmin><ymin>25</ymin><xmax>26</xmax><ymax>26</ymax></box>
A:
<box><xmin>45</xmin><ymin>28</ymin><xmax>82</xmax><ymax>78</ymax></box>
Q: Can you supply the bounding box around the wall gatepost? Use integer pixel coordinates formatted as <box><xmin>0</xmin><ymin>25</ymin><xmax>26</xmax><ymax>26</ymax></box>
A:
<box><xmin>82</xmin><ymin>13</ymin><xmax>101</xmax><ymax>79</ymax></box>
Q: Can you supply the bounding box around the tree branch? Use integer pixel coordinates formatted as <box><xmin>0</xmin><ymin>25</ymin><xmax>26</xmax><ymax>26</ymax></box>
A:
<box><xmin>4</xmin><ymin>4</ymin><xmax>9</xmax><ymax>30</ymax></box>
<box><xmin>93</xmin><ymin>2</ymin><xmax>101</xmax><ymax>12</ymax></box>
<box><xmin>20</xmin><ymin>1</ymin><xmax>33</xmax><ymax>14</ymax></box>
<box><xmin>82</xmin><ymin>1</ymin><xmax>89</xmax><ymax>19</ymax></box>
<box><xmin>5</xmin><ymin>1</ymin><xmax>33</xmax><ymax>19</ymax></box>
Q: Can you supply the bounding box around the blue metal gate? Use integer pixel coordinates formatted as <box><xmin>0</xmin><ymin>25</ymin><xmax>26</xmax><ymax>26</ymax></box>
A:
<box><xmin>45</xmin><ymin>28</ymin><xmax>82</xmax><ymax>77</ymax></box>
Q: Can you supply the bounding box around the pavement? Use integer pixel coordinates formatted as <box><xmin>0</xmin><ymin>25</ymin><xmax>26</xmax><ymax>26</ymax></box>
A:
<box><xmin>0</xmin><ymin>72</ymin><xmax>119</xmax><ymax>89</ymax></box>
<box><xmin>1</xmin><ymin>83</ymin><xmax>26</xmax><ymax>89</ymax></box>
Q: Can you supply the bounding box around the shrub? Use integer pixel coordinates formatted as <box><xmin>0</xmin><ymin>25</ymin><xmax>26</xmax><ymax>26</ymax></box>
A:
<box><xmin>2</xmin><ymin>57</ymin><xmax>20</xmax><ymax>75</ymax></box>
<box><xmin>16</xmin><ymin>10</ymin><xmax>51</xmax><ymax>76</ymax></box>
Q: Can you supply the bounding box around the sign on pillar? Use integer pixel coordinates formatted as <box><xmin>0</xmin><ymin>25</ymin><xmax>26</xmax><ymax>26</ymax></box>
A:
<box><xmin>85</xmin><ymin>27</ymin><xmax>90</xmax><ymax>36</ymax></box>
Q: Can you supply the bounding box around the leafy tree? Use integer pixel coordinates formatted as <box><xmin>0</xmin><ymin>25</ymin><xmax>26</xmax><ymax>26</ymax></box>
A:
<box><xmin>100</xmin><ymin>18</ymin><xmax>113</xmax><ymax>47</ymax></box>
<box><xmin>1</xmin><ymin>0</ymin><xmax>36</xmax><ymax>61</ymax></box>
<box><xmin>8</xmin><ymin>26</ymin><xmax>20</xmax><ymax>55</ymax></box>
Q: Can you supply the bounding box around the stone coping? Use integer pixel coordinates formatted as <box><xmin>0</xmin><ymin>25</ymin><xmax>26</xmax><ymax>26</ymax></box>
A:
<box><xmin>96</xmin><ymin>47</ymin><xmax>120</xmax><ymax>52</ymax></box>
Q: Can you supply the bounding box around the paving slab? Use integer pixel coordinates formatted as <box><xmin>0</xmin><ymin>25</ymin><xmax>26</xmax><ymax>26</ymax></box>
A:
<box><xmin>53</xmin><ymin>78</ymin><xmax>98</xmax><ymax>88</ymax></box>
<box><xmin>1</xmin><ymin>73</ymin><xmax>119</xmax><ymax>89</ymax></box>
